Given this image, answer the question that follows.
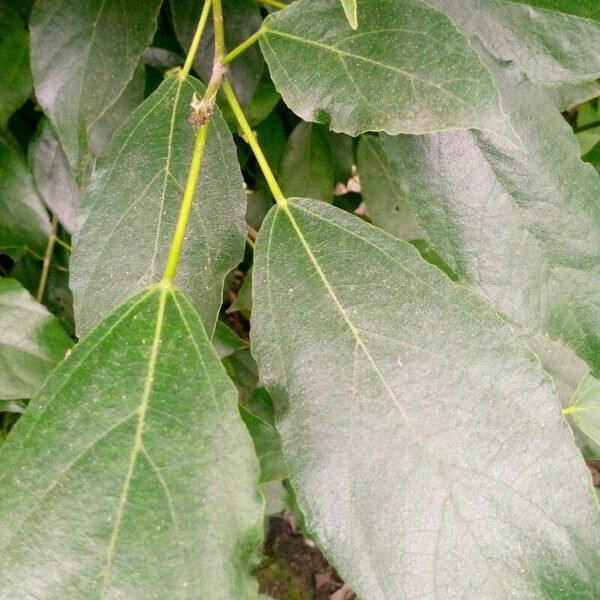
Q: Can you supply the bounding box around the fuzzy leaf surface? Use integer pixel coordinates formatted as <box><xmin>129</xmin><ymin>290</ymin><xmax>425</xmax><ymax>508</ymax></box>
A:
<box><xmin>251</xmin><ymin>198</ymin><xmax>600</xmax><ymax>599</ymax></box>
<box><xmin>260</xmin><ymin>0</ymin><xmax>515</xmax><ymax>140</ymax></box>
<box><xmin>71</xmin><ymin>76</ymin><xmax>246</xmax><ymax>337</ymax></box>
<box><xmin>382</xmin><ymin>61</ymin><xmax>600</xmax><ymax>376</ymax></box>
<box><xmin>0</xmin><ymin>285</ymin><xmax>262</xmax><ymax>599</ymax></box>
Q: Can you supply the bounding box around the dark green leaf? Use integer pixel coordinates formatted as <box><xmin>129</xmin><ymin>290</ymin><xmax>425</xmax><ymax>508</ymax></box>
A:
<box><xmin>71</xmin><ymin>76</ymin><xmax>246</xmax><ymax>337</ymax></box>
<box><xmin>426</xmin><ymin>0</ymin><xmax>600</xmax><ymax>84</ymax></box>
<box><xmin>328</xmin><ymin>132</ymin><xmax>354</xmax><ymax>184</ymax></box>
<box><xmin>228</xmin><ymin>267</ymin><xmax>253</xmax><ymax>318</ymax></box>
<box><xmin>0</xmin><ymin>284</ymin><xmax>262</xmax><ymax>597</ymax></box>
<box><xmin>255</xmin><ymin>113</ymin><xmax>286</xmax><ymax>175</ymax></box>
<box><xmin>260</xmin><ymin>0</ymin><xmax>516</xmax><ymax>140</ymax></box>
<box><xmin>171</xmin><ymin>0</ymin><xmax>264</xmax><ymax>106</ymax></box>
<box><xmin>0</xmin><ymin>278</ymin><xmax>72</xmax><ymax>400</ymax></box>
<box><xmin>357</xmin><ymin>134</ymin><xmax>422</xmax><ymax>240</ymax></box>
<box><xmin>252</xmin><ymin>198</ymin><xmax>600</xmax><ymax>598</ymax></box>
<box><xmin>279</xmin><ymin>122</ymin><xmax>334</xmax><ymax>203</ymax></box>
<box><xmin>382</xmin><ymin>60</ymin><xmax>600</xmax><ymax>376</ymax></box>
<box><xmin>0</xmin><ymin>5</ymin><xmax>31</xmax><ymax>126</ymax></box>
<box><xmin>28</xmin><ymin>119</ymin><xmax>80</xmax><ymax>233</ymax></box>
<box><xmin>29</xmin><ymin>0</ymin><xmax>162</xmax><ymax>181</ymax></box>
<box><xmin>583</xmin><ymin>140</ymin><xmax>600</xmax><ymax>173</ymax></box>
<box><xmin>213</xmin><ymin>319</ymin><xmax>249</xmax><ymax>359</ymax></box>
<box><xmin>0</xmin><ymin>132</ymin><xmax>50</xmax><ymax>258</ymax></box>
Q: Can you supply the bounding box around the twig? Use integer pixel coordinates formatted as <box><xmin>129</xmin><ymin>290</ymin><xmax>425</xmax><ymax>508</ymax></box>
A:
<box><xmin>37</xmin><ymin>215</ymin><xmax>58</xmax><ymax>302</ymax></box>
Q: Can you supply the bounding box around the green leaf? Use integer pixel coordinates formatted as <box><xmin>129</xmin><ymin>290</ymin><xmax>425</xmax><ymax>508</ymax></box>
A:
<box><xmin>251</xmin><ymin>198</ymin><xmax>600</xmax><ymax>598</ymax></box>
<box><xmin>260</xmin><ymin>0</ymin><xmax>516</xmax><ymax>140</ymax></box>
<box><xmin>89</xmin><ymin>62</ymin><xmax>145</xmax><ymax>158</ymax></box>
<box><xmin>382</xmin><ymin>59</ymin><xmax>600</xmax><ymax>376</ymax></box>
<box><xmin>213</xmin><ymin>319</ymin><xmax>249</xmax><ymax>359</ymax></box>
<box><xmin>0</xmin><ymin>284</ymin><xmax>263</xmax><ymax>597</ymax></box>
<box><xmin>340</xmin><ymin>0</ymin><xmax>358</xmax><ymax>29</ymax></box>
<box><xmin>0</xmin><ymin>132</ymin><xmax>50</xmax><ymax>258</ymax></box>
<box><xmin>228</xmin><ymin>267</ymin><xmax>253</xmax><ymax>318</ymax></box>
<box><xmin>171</xmin><ymin>0</ymin><xmax>264</xmax><ymax>106</ymax></box>
<box><xmin>583</xmin><ymin>140</ymin><xmax>600</xmax><ymax>173</ymax></box>
<box><xmin>29</xmin><ymin>0</ymin><xmax>162</xmax><ymax>181</ymax></box>
<box><xmin>0</xmin><ymin>278</ymin><xmax>73</xmax><ymax>401</ymax></box>
<box><xmin>279</xmin><ymin>122</ymin><xmax>334</xmax><ymax>203</ymax></box>
<box><xmin>0</xmin><ymin>5</ymin><xmax>31</xmax><ymax>126</ymax></box>
<box><xmin>565</xmin><ymin>373</ymin><xmax>600</xmax><ymax>449</ymax></box>
<box><xmin>71</xmin><ymin>76</ymin><xmax>246</xmax><ymax>338</ymax></box>
<box><xmin>28</xmin><ymin>119</ymin><xmax>80</xmax><ymax>234</ymax></box>
<box><xmin>425</xmin><ymin>0</ymin><xmax>600</xmax><ymax>84</ymax></box>
<box><xmin>356</xmin><ymin>134</ymin><xmax>422</xmax><ymax>240</ymax></box>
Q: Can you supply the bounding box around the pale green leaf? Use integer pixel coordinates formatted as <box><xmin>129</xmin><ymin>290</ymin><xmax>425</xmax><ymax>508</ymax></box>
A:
<box><xmin>544</xmin><ymin>80</ymin><xmax>600</xmax><ymax>112</ymax></box>
<box><xmin>28</xmin><ymin>119</ymin><xmax>80</xmax><ymax>234</ymax></box>
<box><xmin>279</xmin><ymin>122</ymin><xmax>334</xmax><ymax>203</ymax></box>
<box><xmin>382</xmin><ymin>59</ymin><xmax>600</xmax><ymax>377</ymax></box>
<box><xmin>71</xmin><ymin>76</ymin><xmax>246</xmax><ymax>337</ymax></box>
<box><xmin>340</xmin><ymin>0</ymin><xmax>358</xmax><ymax>29</ymax></box>
<box><xmin>583</xmin><ymin>140</ymin><xmax>600</xmax><ymax>174</ymax></box>
<box><xmin>252</xmin><ymin>198</ymin><xmax>600</xmax><ymax>599</ymax></box>
<box><xmin>0</xmin><ymin>284</ymin><xmax>262</xmax><ymax>598</ymax></box>
<box><xmin>425</xmin><ymin>0</ymin><xmax>600</xmax><ymax>84</ymax></box>
<box><xmin>357</xmin><ymin>134</ymin><xmax>422</xmax><ymax>240</ymax></box>
<box><xmin>260</xmin><ymin>0</ymin><xmax>516</xmax><ymax>140</ymax></box>
<box><xmin>0</xmin><ymin>132</ymin><xmax>50</xmax><ymax>258</ymax></box>
<box><xmin>29</xmin><ymin>0</ymin><xmax>162</xmax><ymax>181</ymax></box>
<box><xmin>171</xmin><ymin>0</ymin><xmax>264</xmax><ymax>106</ymax></box>
<box><xmin>566</xmin><ymin>373</ymin><xmax>600</xmax><ymax>449</ymax></box>
<box><xmin>0</xmin><ymin>5</ymin><xmax>31</xmax><ymax>126</ymax></box>
<box><xmin>0</xmin><ymin>278</ymin><xmax>72</xmax><ymax>400</ymax></box>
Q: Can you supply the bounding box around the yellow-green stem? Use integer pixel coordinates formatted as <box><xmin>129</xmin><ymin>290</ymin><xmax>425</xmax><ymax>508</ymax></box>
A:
<box><xmin>212</xmin><ymin>0</ymin><xmax>225</xmax><ymax>60</ymax></box>
<box><xmin>222</xmin><ymin>79</ymin><xmax>287</xmax><ymax>207</ymax></box>
<box><xmin>162</xmin><ymin>125</ymin><xmax>209</xmax><ymax>282</ymax></box>
<box><xmin>180</xmin><ymin>0</ymin><xmax>213</xmax><ymax>80</ymax></box>
<box><xmin>37</xmin><ymin>215</ymin><xmax>58</xmax><ymax>302</ymax></box>
<box><xmin>224</xmin><ymin>28</ymin><xmax>264</xmax><ymax>64</ymax></box>
<box><xmin>256</xmin><ymin>0</ymin><xmax>286</xmax><ymax>9</ymax></box>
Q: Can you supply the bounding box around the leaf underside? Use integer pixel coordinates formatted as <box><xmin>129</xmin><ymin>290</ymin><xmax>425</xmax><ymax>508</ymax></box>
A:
<box><xmin>251</xmin><ymin>198</ymin><xmax>600</xmax><ymax>599</ymax></box>
<box><xmin>0</xmin><ymin>285</ymin><xmax>262</xmax><ymax>599</ymax></box>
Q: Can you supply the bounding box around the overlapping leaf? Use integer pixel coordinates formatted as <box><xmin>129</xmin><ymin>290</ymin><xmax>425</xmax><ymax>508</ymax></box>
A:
<box><xmin>0</xmin><ymin>132</ymin><xmax>50</xmax><ymax>258</ymax></box>
<box><xmin>382</xmin><ymin>59</ymin><xmax>600</xmax><ymax>376</ymax></box>
<box><xmin>29</xmin><ymin>0</ymin><xmax>161</xmax><ymax>180</ymax></box>
<box><xmin>426</xmin><ymin>0</ymin><xmax>600</xmax><ymax>84</ymax></box>
<box><xmin>260</xmin><ymin>0</ymin><xmax>516</xmax><ymax>140</ymax></box>
<box><xmin>0</xmin><ymin>278</ymin><xmax>72</xmax><ymax>400</ymax></box>
<box><xmin>251</xmin><ymin>198</ymin><xmax>600</xmax><ymax>599</ymax></box>
<box><xmin>340</xmin><ymin>0</ymin><xmax>358</xmax><ymax>29</ymax></box>
<box><xmin>566</xmin><ymin>373</ymin><xmax>600</xmax><ymax>450</ymax></box>
<box><xmin>71</xmin><ymin>75</ymin><xmax>246</xmax><ymax>337</ymax></box>
<box><xmin>29</xmin><ymin>119</ymin><xmax>80</xmax><ymax>234</ymax></box>
<box><xmin>0</xmin><ymin>284</ymin><xmax>262</xmax><ymax>598</ymax></box>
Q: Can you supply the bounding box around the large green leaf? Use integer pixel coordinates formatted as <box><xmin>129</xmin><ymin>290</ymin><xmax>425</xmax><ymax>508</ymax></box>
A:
<box><xmin>356</xmin><ymin>134</ymin><xmax>422</xmax><ymax>240</ymax></box>
<box><xmin>0</xmin><ymin>132</ymin><xmax>50</xmax><ymax>258</ymax></box>
<box><xmin>29</xmin><ymin>0</ymin><xmax>161</xmax><ymax>181</ymax></box>
<box><xmin>425</xmin><ymin>0</ymin><xmax>600</xmax><ymax>84</ymax></box>
<box><xmin>28</xmin><ymin>119</ymin><xmax>80</xmax><ymax>234</ymax></box>
<box><xmin>0</xmin><ymin>284</ymin><xmax>262</xmax><ymax>598</ymax></box>
<box><xmin>71</xmin><ymin>75</ymin><xmax>246</xmax><ymax>337</ymax></box>
<box><xmin>251</xmin><ymin>198</ymin><xmax>600</xmax><ymax>599</ymax></box>
<box><xmin>0</xmin><ymin>278</ymin><xmax>72</xmax><ymax>400</ymax></box>
<box><xmin>0</xmin><ymin>5</ymin><xmax>31</xmax><ymax>126</ymax></box>
<box><xmin>260</xmin><ymin>0</ymin><xmax>516</xmax><ymax>140</ymax></box>
<box><xmin>279</xmin><ymin>122</ymin><xmax>334</xmax><ymax>203</ymax></box>
<box><xmin>171</xmin><ymin>0</ymin><xmax>264</xmax><ymax>106</ymax></box>
<box><xmin>382</xmin><ymin>60</ymin><xmax>600</xmax><ymax>377</ymax></box>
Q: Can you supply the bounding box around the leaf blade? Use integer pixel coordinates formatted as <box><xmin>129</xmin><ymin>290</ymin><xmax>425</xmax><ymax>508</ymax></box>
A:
<box><xmin>0</xmin><ymin>285</ymin><xmax>263</xmax><ymax>598</ymax></box>
<box><xmin>252</xmin><ymin>198</ymin><xmax>600</xmax><ymax>599</ymax></box>
<box><xmin>260</xmin><ymin>0</ymin><xmax>516</xmax><ymax>140</ymax></box>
